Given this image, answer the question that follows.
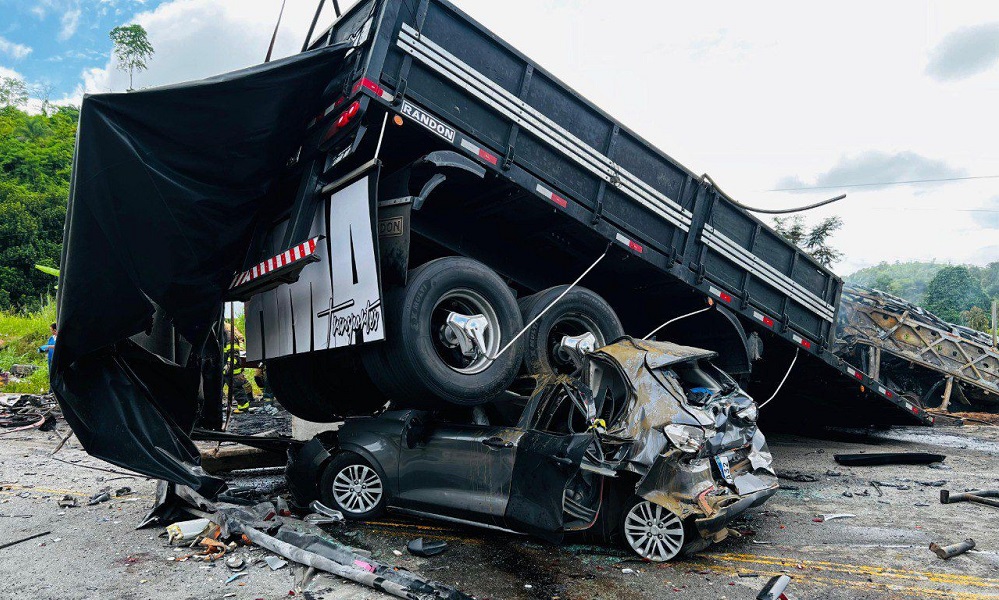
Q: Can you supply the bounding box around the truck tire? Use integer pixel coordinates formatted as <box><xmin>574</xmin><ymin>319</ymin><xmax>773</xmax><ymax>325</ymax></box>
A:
<box><xmin>266</xmin><ymin>351</ymin><xmax>386</xmax><ymax>422</ymax></box>
<box><xmin>518</xmin><ymin>286</ymin><xmax>624</xmax><ymax>375</ymax></box>
<box><xmin>362</xmin><ymin>256</ymin><xmax>524</xmax><ymax>407</ymax></box>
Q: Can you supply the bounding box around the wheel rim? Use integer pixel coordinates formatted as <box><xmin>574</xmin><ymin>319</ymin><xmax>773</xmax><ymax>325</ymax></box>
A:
<box><xmin>547</xmin><ymin>314</ymin><xmax>605</xmax><ymax>373</ymax></box>
<box><xmin>431</xmin><ymin>288</ymin><xmax>501</xmax><ymax>375</ymax></box>
<box><xmin>331</xmin><ymin>464</ymin><xmax>383</xmax><ymax>515</ymax></box>
<box><xmin>624</xmin><ymin>501</ymin><xmax>684</xmax><ymax>561</ymax></box>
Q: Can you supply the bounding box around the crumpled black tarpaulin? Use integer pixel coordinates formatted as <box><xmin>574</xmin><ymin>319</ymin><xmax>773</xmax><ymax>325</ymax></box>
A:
<box><xmin>52</xmin><ymin>45</ymin><xmax>349</xmax><ymax>496</ymax></box>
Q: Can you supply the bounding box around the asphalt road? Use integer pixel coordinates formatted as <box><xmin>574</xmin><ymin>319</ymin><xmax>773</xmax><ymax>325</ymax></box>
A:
<box><xmin>1</xmin><ymin>421</ymin><xmax>998</xmax><ymax>599</ymax></box>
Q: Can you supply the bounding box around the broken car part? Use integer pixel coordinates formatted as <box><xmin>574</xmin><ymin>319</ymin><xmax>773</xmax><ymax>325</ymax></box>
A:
<box><xmin>930</xmin><ymin>538</ymin><xmax>976</xmax><ymax>559</ymax></box>
<box><xmin>834</xmin><ymin>453</ymin><xmax>946</xmax><ymax>466</ymax></box>
<box><xmin>0</xmin><ymin>531</ymin><xmax>51</xmax><ymax>551</ymax></box>
<box><xmin>757</xmin><ymin>574</ymin><xmax>794</xmax><ymax>600</ymax></box>
<box><xmin>407</xmin><ymin>538</ymin><xmax>448</xmax><ymax>557</ymax></box>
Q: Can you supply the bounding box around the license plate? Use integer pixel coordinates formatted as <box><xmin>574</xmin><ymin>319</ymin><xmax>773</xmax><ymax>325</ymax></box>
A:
<box><xmin>714</xmin><ymin>455</ymin><xmax>733</xmax><ymax>483</ymax></box>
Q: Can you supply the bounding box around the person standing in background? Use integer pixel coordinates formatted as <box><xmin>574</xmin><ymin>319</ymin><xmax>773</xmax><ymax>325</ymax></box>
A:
<box><xmin>38</xmin><ymin>323</ymin><xmax>57</xmax><ymax>374</ymax></box>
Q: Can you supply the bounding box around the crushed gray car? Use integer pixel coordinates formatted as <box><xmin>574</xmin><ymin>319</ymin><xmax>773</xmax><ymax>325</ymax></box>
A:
<box><xmin>288</xmin><ymin>337</ymin><xmax>778</xmax><ymax>561</ymax></box>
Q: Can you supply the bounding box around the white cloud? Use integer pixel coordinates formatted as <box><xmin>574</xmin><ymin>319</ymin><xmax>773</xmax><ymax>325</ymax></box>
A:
<box><xmin>59</xmin><ymin>5</ymin><xmax>82</xmax><ymax>41</ymax></box>
<box><xmin>926</xmin><ymin>23</ymin><xmax>999</xmax><ymax>81</ymax></box>
<box><xmin>0</xmin><ymin>36</ymin><xmax>33</xmax><ymax>60</ymax></box>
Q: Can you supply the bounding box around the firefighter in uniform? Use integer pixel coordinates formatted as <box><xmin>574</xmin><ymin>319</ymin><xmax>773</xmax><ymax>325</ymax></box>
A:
<box><xmin>224</xmin><ymin>324</ymin><xmax>253</xmax><ymax>414</ymax></box>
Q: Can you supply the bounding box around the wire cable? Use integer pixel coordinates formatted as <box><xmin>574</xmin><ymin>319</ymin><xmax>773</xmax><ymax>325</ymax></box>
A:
<box><xmin>485</xmin><ymin>245</ymin><xmax>610</xmax><ymax>361</ymax></box>
<box><xmin>642</xmin><ymin>305</ymin><xmax>713</xmax><ymax>340</ymax></box>
<box><xmin>702</xmin><ymin>173</ymin><xmax>847</xmax><ymax>214</ymax></box>
<box><xmin>757</xmin><ymin>348</ymin><xmax>799</xmax><ymax>409</ymax></box>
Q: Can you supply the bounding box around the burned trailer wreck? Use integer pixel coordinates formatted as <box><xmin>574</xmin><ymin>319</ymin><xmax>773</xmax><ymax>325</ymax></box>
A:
<box><xmin>286</xmin><ymin>338</ymin><xmax>777</xmax><ymax>561</ymax></box>
<box><xmin>837</xmin><ymin>286</ymin><xmax>999</xmax><ymax>412</ymax></box>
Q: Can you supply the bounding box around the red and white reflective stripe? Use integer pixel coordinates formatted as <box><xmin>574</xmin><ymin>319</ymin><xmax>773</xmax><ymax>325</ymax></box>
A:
<box><xmin>846</xmin><ymin>366</ymin><xmax>864</xmax><ymax>381</ymax></box>
<box><xmin>752</xmin><ymin>311</ymin><xmax>774</xmax><ymax>327</ymax></box>
<box><xmin>352</xmin><ymin>77</ymin><xmax>393</xmax><ymax>102</ymax></box>
<box><xmin>230</xmin><ymin>237</ymin><xmax>319</xmax><ymax>289</ymax></box>
<box><xmin>791</xmin><ymin>333</ymin><xmax>812</xmax><ymax>349</ymax></box>
<box><xmin>708</xmin><ymin>286</ymin><xmax>733</xmax><ymax>304</ymax></box>
<box><xmin>536</xmin><ymin>184</ymin><xmax>568</xmax><ymax>208</ymax></box>
<box><xmin>877</xmin><ymin>385</ymin><xmax>894</xmax><ymax>398</ymax></box>
<box><xmin>614</xmin><ymin>233</ymin><xmax>643</xmax><ymax>253</ymax></box>
<box><xmin>459</xmin><ymin>138</ymin><xmax>498</xmax><ymax>165</ymax></box>
<box><xmin>309</xmin><ymin>96</ymin><xmax>346</xmax><ymax>127</ymax></box>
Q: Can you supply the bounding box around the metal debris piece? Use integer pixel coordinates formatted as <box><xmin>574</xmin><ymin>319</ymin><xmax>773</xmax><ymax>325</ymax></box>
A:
<box><xmin>265</xmin><ymin>556</ymin><xmax>288</xmax><ymax>570</ymax></box>
<box><xmin>407</xmin><ymin>538</ymin><xmax>448</xmax><ymax>557</ymax></box>
<box><xmin>777</xmin><ymin>470</ymin><xmax>817</xmax><ymax>482</ymax></box>
<box><xmin>930</xmin><ymin>539</ymin><xmax>975</xmax><ymax>559</ymax></box>
<box><xmin>58</xmin><ymin>495</ymin><xmax>78</xmax><ymax>508</ymax></box>
<box><xmin>834</xmin><ymin>453</ymin><xmax>945</xmax><ymax>466</ymax></box>
<box><xmin>940</xmin><ymin>489</ymin><xmax>999</xmax><ymax>509</ymax></box>
<box><xmin>816</xmin><ymin>513</ymin><xmax>856</xmax><ymax>522</ymax></box>
<box><xmin>0</xmin><ymin>531</ymin><xmax>50</xmax><ymax>551</ymax></box>
<box><xmin>114</xmin><ymin>487</ymin><xmax>132</xmax><ymax>497</ymax></box>
<box><xmin>225</xmin><ymin>556</ymin><xmax>245</xmax><ymax>571</ymax></box>
<box><xmin>225</xmin><ymin>572</ymin><xmax>248</xmax><ymax>584</ymax></box>
<box><xmin>87</xmin><ymin>491</ymin><xmax>111</xmax><ymax>506</ymax></box>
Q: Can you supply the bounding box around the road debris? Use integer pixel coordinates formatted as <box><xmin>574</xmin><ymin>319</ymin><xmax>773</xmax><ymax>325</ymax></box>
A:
<box><xmin>834</xmin><ymin>452</ymin><xmax>946</xmax><ymax>466</ymax></box>
<box><xmin>166</xmin><ymin>518</ymin><xmax>212</xmax><ymax>544</ymax></box>
<box><xmin>0</xmin><ymin>531</ymin><xmax>51</xmax><ymax>551</ymax></box>
<box><xmin>777</xmin><ymin>470</ymin><xmax>818</xmax><ymax>482</ymax></box>
<box><xmin>757</xmin><ymin>574</ymin><xmax>793</xmax><ymax>599</ymax></box>
<box><xmin>940</xmin><ymin>489</ymin><xmax>999</xmax><ymax>509</ymax></box>
<box><xmin>929</xmin><ymin>538</ymin><xmax>975</xmax><ymax>559</ymax></box>
<box><xmin>225</xmin><ymin>572</ymin><xmax>248</xmax><ymax>585</ymax></box>
<box><xmin>406</xmin><ymin>538</ymin><xmax>447</xmax><ymax>557</ymax></box>
<box><xmin>58</xmin><ymin>495</ymin><xmax>78</xmax><ymax>508</ymax></box>
<box><xmin>225</xmin><ymin>556</ymin><xmax>245</xmax><ymax>571</ymax></box>
<box><xmin>87</xmin><ymin>489</ymin><xmax>111</xmax><ymax>505</ymax></box>
<box><xmin>265</xmin><ymin>556</ymin><xmax>288</xmax><ymax>570</ymax></box>
<box><xmin>815</xmin><ymin>513</ymin><xmax>856</xmax><ymax>522</ymax></box>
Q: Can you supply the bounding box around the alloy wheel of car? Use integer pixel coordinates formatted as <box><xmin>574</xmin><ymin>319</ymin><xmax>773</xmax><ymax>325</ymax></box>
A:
<box><xmin>331</xmin><ymin>464</ymin><xmax>383</xmax><ymax>515</ymax></box>
<box><xmin>623</xmin><ymin>500</ymin><xmax>685</xmax><ymax>561</ymax></box>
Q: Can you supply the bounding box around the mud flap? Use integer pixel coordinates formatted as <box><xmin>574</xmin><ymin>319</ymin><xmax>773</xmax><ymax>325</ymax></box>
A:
<box><xmin>246</xmin><ymin>166</ymin><xmax>386</xmax><ymax>361</ymax></box>
<box><xmin>503</xmin><ymin>431</ymin><xmax>597</xmax><ymax>542</ymax></box>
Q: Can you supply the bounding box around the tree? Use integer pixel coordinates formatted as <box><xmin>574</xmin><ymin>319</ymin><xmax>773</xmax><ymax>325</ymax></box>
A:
<box><xmin>0</xmin><ymin>77</ymin><xmax>28</xmax><ymax>108</ymax></box>
<box><xmin>772</xmin><ymin>215</ymin><xmax>844</xmax><ymax>267</ymax></box>
<box><xmin>109</xmin><ymin>24</ymin><xmax>154</xmax><ymax>91</ymax></box>
<box><xmin>961</xmin><ymin>305</ymin><xmax>991</xmax><ymax>332</ymax></box>
<box><xmin>923</xmin><ymin>265</ymin><xmax>990</xmax><ymax>325</ymax></box>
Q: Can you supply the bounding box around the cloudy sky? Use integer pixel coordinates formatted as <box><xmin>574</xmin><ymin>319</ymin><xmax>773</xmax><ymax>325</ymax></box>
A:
<box><xmin>2</xmin><ymin>0</ymin><xmax>999</xmax><ymax>274</ymax></box>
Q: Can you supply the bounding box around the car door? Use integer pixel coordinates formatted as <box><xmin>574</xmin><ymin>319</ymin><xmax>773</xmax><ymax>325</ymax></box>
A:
<box><xmin>394</xmin><ymin>412</ymin><xmax>526</xmax><ymax>526</ymax></box>
<box><xmin>503</xmin><ymin>380</ymin><xmax>603</xmax><ymax>541</ymax></box>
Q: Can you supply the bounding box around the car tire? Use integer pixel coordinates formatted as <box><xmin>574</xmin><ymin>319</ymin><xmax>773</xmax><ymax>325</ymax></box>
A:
<box><xmin>362</xmin><ymin>256</ymin><xmax>524</xmax><ymax>407</ymax></box>
<box><xmin>266</xmin><ymin>351</ymin><xmax>386</xmax><ymax>423</ymax></box>
<box><xmin>618</xmin><ymin>496</ymin><xmax>685</xmax><ymax>562</ymax></box>
<box><xmin>518</xmin><ymin>286</ymin><xmax>624</xmax><ymax>375</ymax></box>
<box><xmin>320</xmin><ymin>452</ymin><xmax>386</xmax><ymax>520</ymax></box>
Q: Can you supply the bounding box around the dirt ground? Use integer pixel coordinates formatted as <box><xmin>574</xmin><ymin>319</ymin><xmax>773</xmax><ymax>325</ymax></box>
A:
<box><xmin>2</xmin><ymin>419</ymin><xmax>999</xmax><ymax>600</ymax></box>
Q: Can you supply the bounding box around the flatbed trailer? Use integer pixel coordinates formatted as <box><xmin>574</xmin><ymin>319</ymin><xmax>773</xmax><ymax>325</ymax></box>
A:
<box><xmin>233</xmin><ymin>0</ymin><xmax>931</xmax><ymax>426</ymax></box>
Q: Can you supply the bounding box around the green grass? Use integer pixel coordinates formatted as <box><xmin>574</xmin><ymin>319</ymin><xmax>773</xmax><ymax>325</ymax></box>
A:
<box><xmin>0</xmin><ymin>303</ymin><xmax>56</xmax><ymax>393</ymax></box>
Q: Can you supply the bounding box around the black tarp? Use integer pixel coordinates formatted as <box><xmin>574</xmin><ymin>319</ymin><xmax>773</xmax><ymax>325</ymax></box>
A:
<box><xmin>52</xmin><ymin>45</ymin><xmax>350</xmax><ymax>496</ymax></box>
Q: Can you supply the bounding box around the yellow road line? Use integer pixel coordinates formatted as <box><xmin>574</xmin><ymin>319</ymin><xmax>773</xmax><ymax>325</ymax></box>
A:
<box><xmin>704</xmin><ymin>563</ymin><xmax>999</xmax><ymax>600</ymax></box>
<box><xmin>710</xmin><ymin>552</ymin><xmax>999</xmax><ymax>590</ymax></box>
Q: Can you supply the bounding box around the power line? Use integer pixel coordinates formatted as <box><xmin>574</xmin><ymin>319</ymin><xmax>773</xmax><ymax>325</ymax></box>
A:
<box><xmin>767</xmin><ymin>174</ymin><xmax>999</xmax><ymax>192</ymax></box>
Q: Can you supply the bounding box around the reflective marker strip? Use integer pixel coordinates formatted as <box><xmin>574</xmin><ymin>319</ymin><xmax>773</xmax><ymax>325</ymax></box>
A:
<box><xmin>352</xmin><ymin>77</ymin><xmax>393</xmax><ymax>101</ymax></box>
<box><xmin>708</xmin><ymin>286</ymin><xmax>732</xmax><ymax>304</ymax></box>
<box><xmin>615</xmin><ymin>233</ymin><xmax>643</xmax><ymax>253</ymax></box>
<box><xmin>230</xmin><ymin>237</ymin><xmax>320</xmax><ymax>289</ymax></box>
<box><xmin>309</xmin><ymin>97</ymin><xmax>346</xmax><ymax>128</ymax></box>
<box><xmin>846</xmin><ymin>367</ymin><xmax>864</xmax><ymax>381</ymax></box>
<box><xmin>536</xmin><ymin>184</ymin><xmax>568</xmax><ymax>208</ymax></box>
<box><xmin>791</xmin><ymin>333</ymin><xmax>812</xmax><ymax>349</ymax></box>
<box><xmin>460</xmin><ymin>138</ymin><xmax>498</xmax><ymax>165</ymax></box>
<box><xmin>753</xmin><ymin>311</ymin><xmax>774</xmax><ymax>327</ymax></box>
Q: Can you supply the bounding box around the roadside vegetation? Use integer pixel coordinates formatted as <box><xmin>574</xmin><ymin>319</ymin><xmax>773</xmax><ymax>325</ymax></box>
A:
<box><xmin>0</xmin><ymin>302</ymin><xmax>56</xmax><ymax>393</ymax></box>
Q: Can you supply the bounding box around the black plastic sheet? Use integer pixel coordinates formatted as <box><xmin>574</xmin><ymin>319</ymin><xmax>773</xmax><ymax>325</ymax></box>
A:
<box><xmin>52</xmin><ymin>45</ymin><xmax>349</xmax><ymax>495</ymax></box>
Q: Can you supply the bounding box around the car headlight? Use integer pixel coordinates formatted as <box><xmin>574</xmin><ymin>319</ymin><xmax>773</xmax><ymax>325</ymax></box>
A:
<box><xmin>663</xmin><ymin>423</ymin><xmax>706</xmax><ymax>454</ymax></box>
<box><xmin>736</xmin><ymin>404</ymin><xmax>758</xmax><ymax>422</ymax></box>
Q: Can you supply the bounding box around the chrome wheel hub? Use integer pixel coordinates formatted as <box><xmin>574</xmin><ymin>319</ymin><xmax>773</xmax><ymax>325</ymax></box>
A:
<box><xmin>332</xmin><ymin>464</ymin><xmax>383</xmax><ymax>514</ymax></box>
<box><xmin>624</xmin><ymin>500</ymin><xmax>684</xmax><ymax>561</ymax></box>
